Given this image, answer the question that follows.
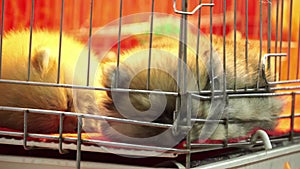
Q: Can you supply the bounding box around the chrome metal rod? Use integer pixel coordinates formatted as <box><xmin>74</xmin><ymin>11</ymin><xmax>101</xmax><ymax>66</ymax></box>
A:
<box><xmin>173</xmin><ymin>0</ymin><xmax>214</xmax><ymax>15</ymax></box>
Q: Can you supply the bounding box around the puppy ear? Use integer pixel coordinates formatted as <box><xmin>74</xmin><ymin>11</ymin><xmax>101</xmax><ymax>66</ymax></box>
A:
<box><xmin>100</xmin><ymin>61</ymin><xmax>132</xmax><ymax>89</ymax></box>
<box><xmin>32</xmin><ymin>47</ymin><xmax>51</xmax><ymax>74</ymax></box>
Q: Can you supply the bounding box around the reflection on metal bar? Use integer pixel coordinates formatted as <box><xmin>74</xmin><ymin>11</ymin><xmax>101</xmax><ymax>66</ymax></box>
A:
<box><xmin>173</xmin><ymin>0</ymin><xmax>214</xmax><ymax>15</ymax></box>
<box><xmin>250</xmin><ymin>130</ymin><xmax>272</xmax><ymax>150</ymax></box>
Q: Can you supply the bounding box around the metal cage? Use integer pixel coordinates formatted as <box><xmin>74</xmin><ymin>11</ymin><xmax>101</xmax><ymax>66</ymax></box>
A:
<box><xmin>0</xmin><ymin>0</ymin><xmax>299</xmax><ymax>168</ymax></box>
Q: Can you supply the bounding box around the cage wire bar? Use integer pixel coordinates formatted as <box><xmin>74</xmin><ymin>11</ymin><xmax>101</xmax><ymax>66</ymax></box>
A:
<box><xmin>146</xmin><ymin>0</ymin><xmax>155</xmax><ymax>90</ymax></box>
<box><xmin>196</xmin><ymin>0</ymin><xmax>203</xmax><ymax>91</ymax></box>
<box><xmin>0</xmin><ymin>0</ymin><xmax>300</xmax><ymax>169</ymax></box>
<box><xmin>57</xmin><ymin>0</ymin><xmax>64</xmax><ymax>84</ymax></box>
<box><xmin>114</xmin><ymin>0</ymin><xmax>123</xmax><ymax>88</ymax></box>
<box><xmin>287</xmin><ymin>0</ymin><xmax>293</xmax><ymax>80</ymax></box>
<box><xmin>279</xmin><ymin>0</ymin><xmax>284</xmax><ymax>81</ymax></box>
<box><xmin>177</xmin><ymin>1</ymin><xmax>190</xmax><ymax>168</ymax></box>
<box><xmin>233</xmin><ymin>0</ymin><xmax>237</xmax><ymax>90</ymax></box>
<box><xmin>0</xmin><ymin>0</ymin><xmax>3</xmax><ymax>79</ymax></box>
<box><xmin>223</xmin><ymin>0</ymin><xmax>229</xmax><ymax>148</ymax></box>
<box><xmin>298</xmin><ymin>19</ymin><xmax>300</xmax><ymax>79</ymax></box>
<box><xmin>274</xmin><ymin>0</ymin><xmax>279</xmax><ymax>81</ymax></box>
<box><xmin>27</xmin><ymin>0</ymin><xmax>35</xmax><ymax>82</ymax></box>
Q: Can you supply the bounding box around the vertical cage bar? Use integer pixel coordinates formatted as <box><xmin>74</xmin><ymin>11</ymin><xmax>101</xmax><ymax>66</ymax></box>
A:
<box><xmin>176</xmin><ymin>0</ymin><xmax>188</xmax><ymax>95</ymax></box>
<box><xmin>76</xmin><ymin>116</ymin><xmax>83</xmax><ymax>169</ymax></box>
<box><xmin>23</xmin><ymin>110</ymin><xmax>30</xmax><ymax>150</ymax></box>
<box><xmin>267</xmin><ymin>0</ymin><xmax>272</xmax><ymax>70</ymax></box>
<box><xmin>245</xmin><ymin>0</ymin><xmax>249</xmax><ymax>88</ymax></box>
<box><xmin>279</xmin><ymin>0</ymin><xmax>284</xmax><ymax>80</ymax></box>
<box><xmin>297</xmin><ymin>18</ymin><xmax>300</xmax><ymax>79</ymax></box>
<box><xmin>182</xmin><ymin>3</ymin><xmax>188</xmax><ymax>94</ymax></box>
<box><xmin>274</xmin><ymin>0</ymin><xmax>279</xmax><ymax>81</ymax></box>
<box><xmin>173</xmin><ymin>2</ymin><xmax>185</xmax><ymax>148</ymax></box>
<box><xmin>185</xmin><ymin>94</ymin><xmax>192</xmax><ymax>169</ymax></box>
<box><xmin>86</xmin><ymin>0</ymin><xmax>94</xmax><ymax>86</ymax></box>
<box><xmin>290</xmin><ymin>93</ymin><xmax>295</xmax><ymax>142</ymax></box>
<box><xmin>176</xmin><ymin>1</ymin><xmax>189</xmax><ymax>168</ymax></box>
<box><xmin>58</xmin><ymin>113</ymin><xmax>65</xmax><ymax>154</ymax></box>
<box><xmin>146</xmin><ymin>0</ymin><xmax>155</xmax><ymax>90</ymax></box>
<box><xmin>233</xmin><ymin>0</ymin><xmax>237</xmax><ymax>90</ymax></box>
<box><xmin>195</xmin><ymin>0</ymin><xmax>202</xmax><ymax>91</ymax></box>
<box><xmin>0</xmin><ymin>0</ymin><xmax>4</xmax><ymax>79</ymax></box>
<box><xmin>287</xmin><ymin>0</ymin><xmax>293</xmax><ymax>80</ymax></box>
<box><xmin>209</xmin><ymin>0</ymin><xmax>214</xmax><ymax>97</ymax></box>
<box><xmin>57</xmin><ymin>0</ymin><xmax>64</xmax><ymax>84</ymax></box>
<box><xmin>223</xmin><ymin>0</ymin><xmax>228</xmax><ymax>147</ymax></box>
<box><xmin>27</xmin><ymin>0</ymin><xmax>35</xmax><ymax>81</ymax></box>
<box><xmin>114</xmin><ymin>0</ymin><xmax>123</xmax><ymax>88</ymax></box>
<box><xmin>257</xmin><ymin>0</ymin><xmax>263</xmax><ymax>89</ymax></box>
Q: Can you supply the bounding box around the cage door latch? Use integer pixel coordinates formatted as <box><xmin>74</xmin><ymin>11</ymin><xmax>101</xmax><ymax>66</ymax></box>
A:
<box><xmin>173</xmin><ymin>0</ymin><xmax>214</xmax><ymax>15</ymax></box>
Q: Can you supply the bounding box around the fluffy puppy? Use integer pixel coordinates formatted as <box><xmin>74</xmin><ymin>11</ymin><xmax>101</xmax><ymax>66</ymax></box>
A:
<box><xmin>0</xmin><ymin>29</ymin><xmax>99</xmax><ymax>133</ymax></box>
<box><xmin>95</xmin><ymin>33</ymin><xmax>284</xmax><ymax>145</ymax></box>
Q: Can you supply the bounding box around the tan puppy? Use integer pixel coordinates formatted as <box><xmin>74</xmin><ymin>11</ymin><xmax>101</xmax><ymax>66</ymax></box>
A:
<box><xmin>0</xmin><ymin>29</ymin><xmax>99</xmax><ymax>133</ymax></box>
<box><xmin>95</xmin><ymin>33</ymin><xmax>284</xmax><ymax>145</ymax></box>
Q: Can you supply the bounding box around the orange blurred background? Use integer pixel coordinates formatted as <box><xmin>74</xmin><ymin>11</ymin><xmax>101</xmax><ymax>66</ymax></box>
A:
<box><xmin>1</xmin><ymin>0</ymin><xmax>296</xmax><ymax>38</ymax></box>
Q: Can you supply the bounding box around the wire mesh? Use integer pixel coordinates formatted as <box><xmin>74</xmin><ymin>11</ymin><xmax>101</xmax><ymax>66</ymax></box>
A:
<box><xmin>0</xmin><ymin>0</ymin><xmax>299</xmax><ymax>168</ymax></box>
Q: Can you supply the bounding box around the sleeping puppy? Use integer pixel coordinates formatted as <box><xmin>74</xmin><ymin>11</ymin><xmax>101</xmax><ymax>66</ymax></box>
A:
<box><xmin>0</xmin><ymin>29</ymin><xmax>99</xmax><ymax>133</ymax></box>
<box><xmin>94</xmin><ymin>33</ymin><xmax>284</xmax><ymax>146</ymax></box>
